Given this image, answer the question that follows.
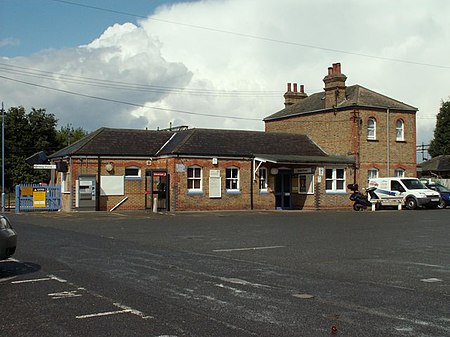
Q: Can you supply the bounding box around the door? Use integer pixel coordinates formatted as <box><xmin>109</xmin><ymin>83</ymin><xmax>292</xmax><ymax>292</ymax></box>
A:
<box><xmin>275</xmin><ymin>170</ymin><xmax>292</xmax><ymax>209</ymax></box>
<box><xmin>146</xmin><ymin>170</ymin><xmax>169</xmax><ymax>211</ymax></box>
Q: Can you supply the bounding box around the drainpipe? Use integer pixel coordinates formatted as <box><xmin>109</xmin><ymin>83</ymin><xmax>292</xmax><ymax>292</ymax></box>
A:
<box><xmin>387</xmin><ymin>108</ymin><xmax>390</xmax><ymax>176</ymax></box>
<box><xmin>97</xmin><ymin>156</ymin><xmax>101</xmax><ymax>211</ymax></box>
<box><xmin>250</xmin><ymin>160</ymin><xmax>254</xmax><ymax>210</ymax></box>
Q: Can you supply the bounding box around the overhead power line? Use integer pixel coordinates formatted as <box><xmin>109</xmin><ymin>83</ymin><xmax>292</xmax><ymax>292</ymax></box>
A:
<box><xmin>0</xmin><ymin>62</ymin><xmax>280</xmax><ymax>98</ymax></box>
<box><xmin>0</xmin><ymin>75</ymin><xmax>262</xmax><ymax>121</ymax></box>
<box><xmin>47</xmin><ymin>0</ymin><xmax>450</xmax><ymax>70</ymax></box>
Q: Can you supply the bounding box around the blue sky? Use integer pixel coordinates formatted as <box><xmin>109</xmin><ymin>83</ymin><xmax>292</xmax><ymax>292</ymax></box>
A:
<box><xmin>1</xmin><ymin>0</ymin><xmax>449</xmax><ymax>150</ymax></box>
<box><xmin>1</xmin><ymin>0</ymin><xmax>181</xmax><ymax>57</ymax></box>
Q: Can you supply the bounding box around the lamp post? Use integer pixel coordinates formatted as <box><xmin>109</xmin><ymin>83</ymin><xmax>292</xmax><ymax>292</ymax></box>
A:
<box><xmin>1</xmin><ymin>102</ymin><xmax>5</xmax><ymax>213</ymax></box>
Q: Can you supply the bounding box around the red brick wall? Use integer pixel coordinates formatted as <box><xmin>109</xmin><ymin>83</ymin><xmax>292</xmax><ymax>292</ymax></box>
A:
<box><xmin>265</xmin><ymin>107</ymin><xmax>416</xmax><ymax>190</ymax></box>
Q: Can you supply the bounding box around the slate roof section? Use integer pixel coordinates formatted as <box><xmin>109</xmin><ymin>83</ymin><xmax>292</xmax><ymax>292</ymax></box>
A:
<box><xmin>49</xmin><ymin>127</ymin><xmax>175</xmax><ymax>158</ymax></box>
<box><xmin>419</xmin><ymin>155</ymin><xmax>450</xmax><ymax>173</ymax></box>
<box><xmin>49</xmin><ymin>127</ymin><xmax>355</xmax><ymax>165</ymax></box>
<box><xmin>158</xmin><ymin>128</ymin><xmax>328</xmax><ymax>157</ymax></box>
<box><xmin>264</xmin><ymin>84</ymin><xmax>418</xmax><ymax>121</ymax></box>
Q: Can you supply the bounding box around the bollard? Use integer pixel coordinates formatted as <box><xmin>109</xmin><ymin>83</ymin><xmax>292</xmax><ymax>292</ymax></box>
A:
<box><xmin>153</xmin><ymin>197</ymin><xmax>158</xmax><ymax>213</ymax></box>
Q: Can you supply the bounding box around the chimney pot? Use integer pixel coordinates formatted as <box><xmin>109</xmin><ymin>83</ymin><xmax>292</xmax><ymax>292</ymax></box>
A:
<box><xmin>287</xmin><ymin>82</ymin><xmax>292</xmax><ymax>92</ymax></box>
<box><xmin>300</xmin><ymin>84</ymin><xmax>304</xmax><ymax>93</ymax></box>
<box><xmin>293</xmin><ymin>83</ymin><xmax>298</xmax><ymax>92</ymax></box>
<box><xmin>336</xmin><ymin>63</ymin><xmax>341</xmax><ymax>74</ymax></box>
<box><xmin>328</xmin><ymin>67</ymin><xmax>333</xmax><ymax>76</ymax></box>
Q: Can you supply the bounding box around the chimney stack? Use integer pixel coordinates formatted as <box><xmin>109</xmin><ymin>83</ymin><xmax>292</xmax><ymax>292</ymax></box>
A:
<box><xmin>284</xmin><ymin>82</ymin><xmax>308</xmax><ymax>107</ymax></box>
<box><xmin>323</xmin><ymin>62</ymin><xmax>347</xmax><ymax>109</ymax></box>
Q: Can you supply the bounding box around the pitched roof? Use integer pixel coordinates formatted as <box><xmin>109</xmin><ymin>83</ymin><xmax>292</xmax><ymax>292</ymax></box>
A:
<box><xmin>49</xmin><ymin>127</ymin><xmax>174</xmax><ymax>158</ymax></box>
<box><xmin>419</xmin><ymin>155</ymin><xmax>450</xmax><ymax>173</ymax></box>
<box><xmin>264</xmin><ymin>84</ymin><xmax>417</xmax><ymax>121</ymax></box>
<box><xmin>159</xmin><ymin>128</ymin><xmax>327</xmax><ymax>157</ymax></box>
<box><xmin>49</xmin><ymin>127</ymin><xmax>355</xmax><ymax>165</ymax></box>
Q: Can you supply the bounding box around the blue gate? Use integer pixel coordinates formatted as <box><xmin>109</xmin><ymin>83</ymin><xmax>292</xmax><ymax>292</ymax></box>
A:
<box><xmin>15</xmin><ymin>184</ymin><xmax>61</xmax><ymax>213</ymax></box>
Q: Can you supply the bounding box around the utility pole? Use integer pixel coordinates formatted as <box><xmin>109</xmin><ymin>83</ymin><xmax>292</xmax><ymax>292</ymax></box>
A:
<box><xmin>1</xmin><ymin>102</ymin><xmax>5</xmax><ymax>213</ymax></box>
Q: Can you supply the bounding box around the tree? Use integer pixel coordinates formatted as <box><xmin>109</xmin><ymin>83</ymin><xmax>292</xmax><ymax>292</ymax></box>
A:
<box><xmin>429</xmin><ymin>99</ymin><xmax>450</xmax><ymax>158</ymax></box>
<box><xmin>56</xmin><ymin>124</ymin><xmax>88</xmax><ymax>148</ymax></box>
<box><xmin>4</xmin><ymin>107</ymin><xmax>60</xmax><ymax>189</ymax></box>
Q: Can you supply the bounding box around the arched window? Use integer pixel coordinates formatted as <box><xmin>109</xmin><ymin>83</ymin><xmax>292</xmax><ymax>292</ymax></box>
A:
<box><xmin>125</xmin><ymin>166</ymin><xmax>140</xmax><ymax>177</ymax></box>
<box><xmin>367</xmin><ymin>117</ymin><xmax>376</xmax><ymax>140</ymax></box>
<box><xmin>394</xmin><ymin>168</ymin><xmax>405</xmax><ymax>177</ymax></box>
<box><xmin>367</xmin><ymin>168</ymin><xmax>379</xmax><ymax>181</ymax></box>
<box><xmin>396</xmin><ymin>119</ymin><xmax>404</xmax><ymax>141</ymax></box>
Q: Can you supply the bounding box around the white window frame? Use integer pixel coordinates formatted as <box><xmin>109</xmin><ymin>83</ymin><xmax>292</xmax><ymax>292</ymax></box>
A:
<box><xmin>125</xmin><ymin>166</ymin><xmax>141</xmax><ymax>178</ymax></box>
<box><xmin>394</xmin><ymin>168</ymin><xmax>405</xmax><ymax>178</ymax></box>
<box><xmin>61</xmin><ymin>172</ymin><xmax>69</xmax><ymax>193</ymax></box>
<box><xmin>367</xmin><ymin>117</ymin><xmax>376</xmax><ymax>140</ymax></box>
<box><xmin>367</xmin><ymin>168</ymin><xmax>379</xmax><ymax>181</ymax></box>
<box><xmin>299</xmin><ymin>174</ymin><xmax>314</xmax><ymax>194</ymax></box>
<box><xmin>187</xmin><ymin>166</ymin><xmax>203</xmax><ymax>192</ymax></box>
<box><xmin>226</xmin><ymin>167</ymin><xmax>240</xmax><ymax>192</ymax></box>
<box><xmin>259</xmin><ymin>167</ymin><xmax>268</xmax><ymax>192</ymax></box>
<box><xmin>396</xmin><ymin>119</ymin><xmax>405</xmax><ymax>141</ymax></box>
<box><xmin>325</xmin><ymin>168</ymin><xmax>346</xmax><ymax>193</ymax></box>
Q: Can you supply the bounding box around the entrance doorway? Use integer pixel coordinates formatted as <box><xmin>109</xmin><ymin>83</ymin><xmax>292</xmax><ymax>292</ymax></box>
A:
<box><xmin>145</xmin><ymin>170</ymin><xmax>169</xmax><ymax>211</ymax></box>
<box><xmin>275</xmin><ymin>170</ymin><xmax>292</xmax><ymax>209</ymax></box>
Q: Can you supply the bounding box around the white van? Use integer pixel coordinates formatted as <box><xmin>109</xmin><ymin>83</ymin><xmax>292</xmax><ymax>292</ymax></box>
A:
<box><xmin>368</xmin><ymin>177</ymin><xmax>441</xmax><ymax>210</ymax></box>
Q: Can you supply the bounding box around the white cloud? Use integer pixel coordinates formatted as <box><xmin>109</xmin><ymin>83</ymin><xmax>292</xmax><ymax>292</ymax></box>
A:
<box><xmin>1</xmin><ymin>0</ymin><xmax>449</xmax><ymax>146</ymax></box>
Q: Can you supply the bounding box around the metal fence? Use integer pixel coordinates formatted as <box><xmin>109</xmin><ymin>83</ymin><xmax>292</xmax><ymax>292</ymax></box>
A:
<box><xmin>15</xmin><ymin>184</ymin><xmax>61</xmax><ymax>213</ymax></box>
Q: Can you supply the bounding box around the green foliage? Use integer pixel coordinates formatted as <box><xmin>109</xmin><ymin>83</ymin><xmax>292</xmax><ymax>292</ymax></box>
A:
<box><xmin>429</xmin><ymin>100</ymin><xmax>450</xmax><ymax>157</ymax></box>
<box><xmin>1</xmin><ymin>106</ymin><xmax>87</xmax><ymax>190</ymax></box>
<box><xmin>57</xmin><ymin>124</ymin><xmax>88</xmax><ymax>147</ymax></box>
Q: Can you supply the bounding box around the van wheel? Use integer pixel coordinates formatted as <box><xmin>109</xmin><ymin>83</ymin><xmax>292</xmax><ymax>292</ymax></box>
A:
<box><xmin>405</xmin><ymin>197</ymin><xmax>417</xmax><ymax>210</ymax></box>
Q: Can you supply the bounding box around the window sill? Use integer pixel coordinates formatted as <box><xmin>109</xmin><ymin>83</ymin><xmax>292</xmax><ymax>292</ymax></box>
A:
<box><xmin>125</xmin><ymin>177</ymin><xmax>142</xmax><ymax>181</ymax></box>
<box><xmin>367</xmin><ymin>138</ymin><xmax>378</xmax><ymax>142</ymax></box>
<box><xmin>395</xmin><ymin>140</ymin><xmax>406</xmax><ymax>143</ymax></box>
<box><xmin>187</xmin><ymin>190</ymin><xmax>204</xmax><ymax>196</ymax></box>
<box><xmin>259</xmin><ymin>190</ymin><xmax>270</xmax><ymax>195</ymax></box>
<box><xmin>226</xmin><ymin>190</ymin><xmax>241</xmax><ymax>195</ymax></box>
<box><xmin>325</xmin><ymin>191</ymin><xmax>347</xmax><ymax>195</ymax></box>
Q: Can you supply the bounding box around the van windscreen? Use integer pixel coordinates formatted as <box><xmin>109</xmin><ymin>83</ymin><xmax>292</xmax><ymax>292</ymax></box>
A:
<box><xmin>401</xmin><ymin>179</ymin><xmax>426</xmax><ymax>190</ymax></box>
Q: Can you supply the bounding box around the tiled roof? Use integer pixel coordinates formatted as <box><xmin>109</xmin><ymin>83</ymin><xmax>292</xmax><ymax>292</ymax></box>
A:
<box><xmin>159</xmin><ymin>128</ymin><xmax>327</xmax><ymax>157</ymax></box>
<box><xmin>49</xmin><ymin>127</ymin><xmax>355</xmax><ymax>165</ymax></box>
<box><xmin>264</xmin><ymin>85</ymin><xmax>417</xmax><ymax>121</ymax></box>
<box><xmin>49</xmin><ymin>128</ymin><xmax>175</xmax><ymax>158</ymax></box>
<box><xmin>419</xmin><ymin>155</ymin><xmax>450</xmax><ymax>172</ymax></box>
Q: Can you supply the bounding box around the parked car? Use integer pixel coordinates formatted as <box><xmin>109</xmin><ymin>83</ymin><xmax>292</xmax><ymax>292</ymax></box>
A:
<box><xmin>0</xmin><ymin>215</ymin><xmax>17</xmax><ymax>260</ymax></box>
<box><xmin>424</xmin><ymin>182</ymin><xmax>450</xmax><ymax>209</ymax></box>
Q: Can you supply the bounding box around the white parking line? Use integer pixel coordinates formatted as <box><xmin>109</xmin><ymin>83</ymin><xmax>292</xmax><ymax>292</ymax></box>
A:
<box><xmin>76</xmin><ymin>309</ymin><xmax>131</xmax><ymax>319</ymax></box>
<box><xmin>11</xmin><ymin>277</ymin><xmax>53</xmax><ymax>284</ymax></box>
<box><xmin>11</xmin><ymin>275</ymin><xmax>67</xmax><ymax>284</ymax></box>
<box><xmin>213</xmin><ymin>245</ymin><xmax>285</xmax><ymax>252</ymax></box>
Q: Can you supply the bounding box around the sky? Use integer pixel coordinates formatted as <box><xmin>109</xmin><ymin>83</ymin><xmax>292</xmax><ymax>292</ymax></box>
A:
<box><xmin>1</xmin><ymin>0</ymin><xmax>449</xmax><ymax>158</ymax></box>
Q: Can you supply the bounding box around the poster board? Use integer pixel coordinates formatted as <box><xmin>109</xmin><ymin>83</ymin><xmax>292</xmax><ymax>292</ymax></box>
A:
<box><xmin>100</xmin><ymin>175</ymin><xmax>124</xmax><ymax>196</ymax></box>
<box><xmin>209</xmin><ymin>170</ymin><xmax>221</xmax><ymax>198</ymax></box>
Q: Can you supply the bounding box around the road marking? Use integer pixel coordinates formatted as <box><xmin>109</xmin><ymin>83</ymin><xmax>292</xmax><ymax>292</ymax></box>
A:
<box><xmin>12</xmin><ymin>277</ymin><xmax>53</xmax><ymax>284</ymax></box>
<box><xmin>76</xmin><ymin>309</ymin><xmax>132</xmax><ymax>319</ymax></box>
<box><xmin>48</xmin><ymin>290</ymin><xmax>82</xmax><ymax>299</ymax></box>
<box><xmin>219</xmin><ymin>277</ymin><xmax>271</xmax><ymax>289</ymax></box>
<box><xmin>420</xmin><ymin>278</ymin><xmax>443</xmax><ymax>283</ymax></box>
<box><xmin>11</xmin><ymin>275</ymin><xmax>67</xmax><ymax>284</ymax></box>
<box><xmin>213</xmin><ymin>245</ymin><xmax>285</xmax><ymax>252</ymax></box>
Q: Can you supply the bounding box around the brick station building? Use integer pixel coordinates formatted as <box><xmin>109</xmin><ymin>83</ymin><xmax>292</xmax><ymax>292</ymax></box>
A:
<box><xmin>49</xmin><ymin>127</ymin><xmax>354</xmax><ymax>212</ymax></box>
<box><xmin>264</xmin><ymin>63</ymin><xmax>418</xmax><ymax>191</ymax></box>
<box><xmin>49</xmin><ymin>63</ymin><xmax>417</xmax><ymax>212</ymax></box>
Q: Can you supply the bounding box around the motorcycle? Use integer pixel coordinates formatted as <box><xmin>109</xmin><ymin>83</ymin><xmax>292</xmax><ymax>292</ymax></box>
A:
<box><xmin>347</xmin><ymin>184</ymin><xmax>377</xmax><ymax>211</ymax></box>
